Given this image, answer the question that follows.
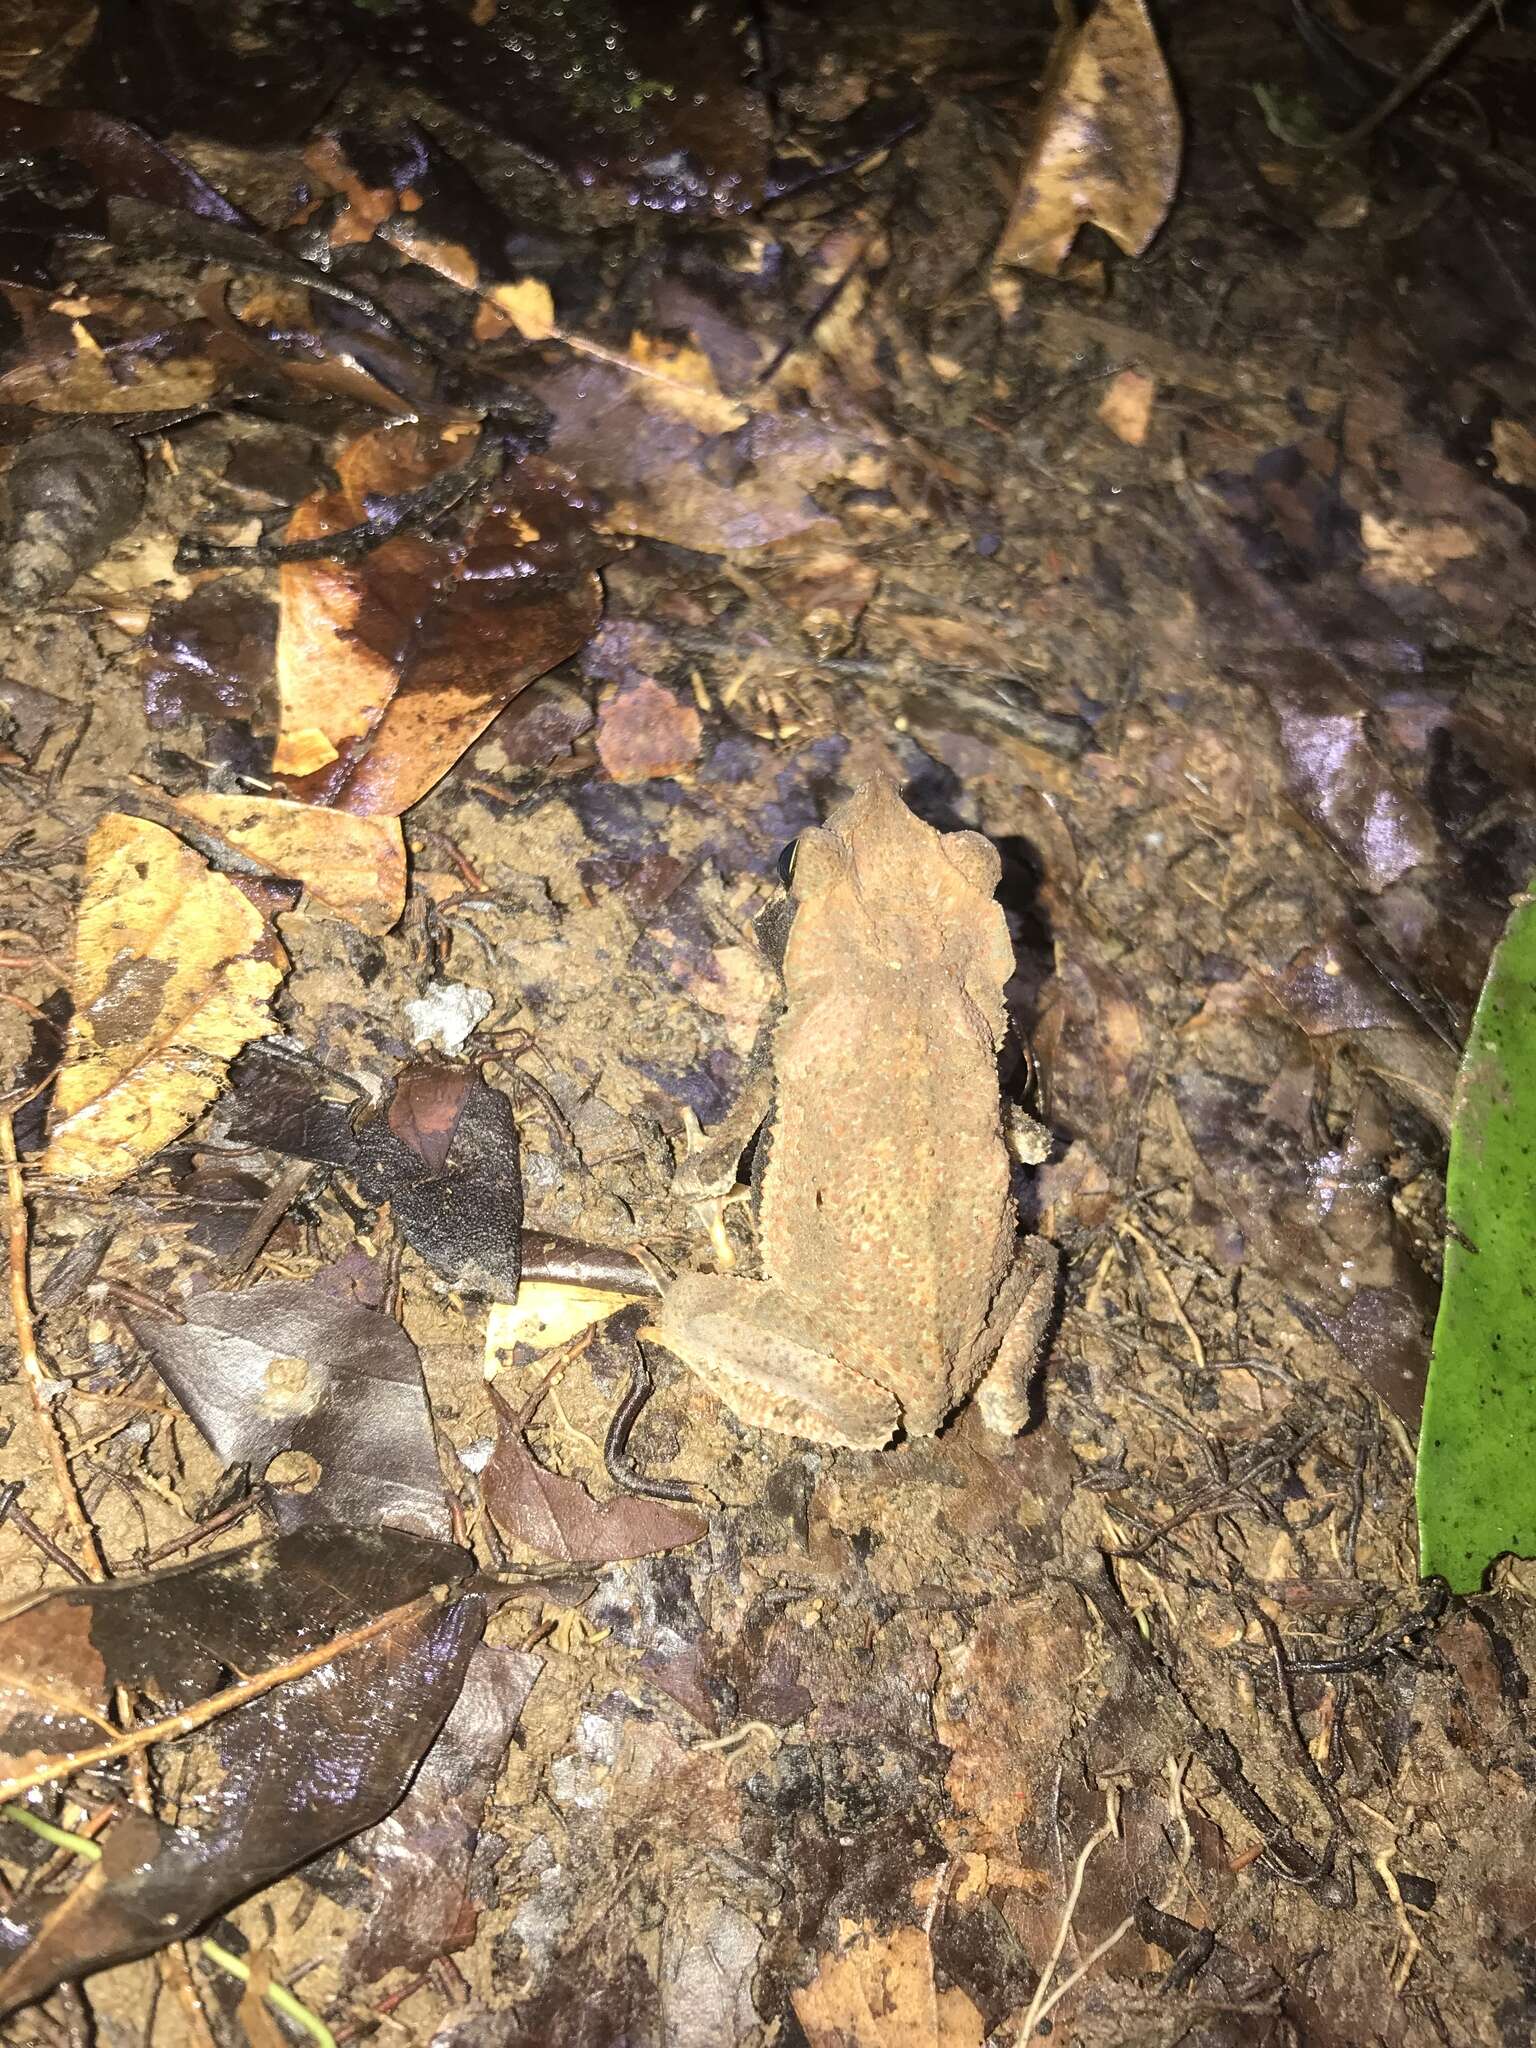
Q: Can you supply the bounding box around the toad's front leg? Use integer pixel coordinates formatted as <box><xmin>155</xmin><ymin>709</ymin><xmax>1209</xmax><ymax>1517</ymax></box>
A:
<box><xmin>651</xmin><ymin>1270</ymin><xmax>900</xmax><ymax>1449</ymax></box>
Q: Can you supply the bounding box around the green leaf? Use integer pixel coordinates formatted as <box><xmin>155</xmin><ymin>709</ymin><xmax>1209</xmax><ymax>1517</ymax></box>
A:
<box><xmin>1418</xmin><ymin>882</ymin><xmax>1536</xmax><ymax>1591</ymax></box>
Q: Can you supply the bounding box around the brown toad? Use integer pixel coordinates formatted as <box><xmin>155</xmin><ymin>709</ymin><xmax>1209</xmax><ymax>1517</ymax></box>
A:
<box><xmin>652</xmin><ymin>775</ymin><xmax>1056</xmax><ymax>1449</ymax></box>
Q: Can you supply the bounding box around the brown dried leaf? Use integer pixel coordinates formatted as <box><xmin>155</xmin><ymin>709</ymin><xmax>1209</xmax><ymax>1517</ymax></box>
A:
<box><xmin>994</xmin><ymin>0</ymin><xmax>1182</xmax><ymax>277</ymax></box>
<box><xmin>169</xmin><ymin>792</ymin><xmax>406</xmax><ymax>934</ymax></box>
<box><xmin>274</xmin><ymin>424</ymin><xmax>602</xmax><ymax>814</ymax></box>
<box><xmin>596</xmin><ymin>678</ymin><xmax>703</xmax><ymax>784</ymax></box>
<box><xmin>483</xmin><ymin>1389</ymin><xmax>705</xmax><ymax>1565</ymax></box>
<box><xmin>42</xmin><ymin>814</ymin><xmax>287</xmax><ymax>1185</ymax></box>
<box><xmin>792</xmin><ymin>1925</ymin><xmax>985</xmax><ymax>2048</ymax></box>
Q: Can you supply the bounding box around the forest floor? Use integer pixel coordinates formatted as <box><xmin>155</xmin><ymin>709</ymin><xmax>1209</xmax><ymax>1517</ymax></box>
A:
<box><xmin>2</xmin><ymin>1</ymin><xmax>1535</xmax><ymax>2044</ymax></box>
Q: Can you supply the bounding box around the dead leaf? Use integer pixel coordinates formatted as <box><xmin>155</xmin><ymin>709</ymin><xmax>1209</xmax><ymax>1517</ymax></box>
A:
<box><xmin>531</xmin><ymin>355</ymin><xmax>861</xmax><ymax>554</ymax></box>
<box><xmin>169</xmin><ymin>792</ymin><xmax>406</xmax><ymax>934</ymax></box>
<box><xmin>0</xmin><ymin>1527</ymin><xmax>486</xmax><ymax>2015</ymax></box>
<box><xmin>994</xmin><ymin>0</ymin><xmax>1182</xmax><ymax>277</ymax></box>
<box><xmin>273</xmin><ymin>424</ymin><xmax>602</xmax><ymax>814</ymax></box>
<box><xmin>596</xmin><ymin>678</ymin><xmax>703</xmax><ymax>784</ymax></box>
<box><xmin>143</xmin><ymin>576</ymin><xmax>277</xmax><ymax>729</ymax></box>
<box><xmin>1098</xmin><ymin>367</ymin><xmax>1156</xmax><ymax>445</ymax></box>
<box><xmin>43</xmin><ymin>814</ymin><xmax>287</xmax><ymax>1185</ymax></box>
<box><xmin>130</xmin><ymin>1278</ymin><xmax>454</xmax><ymax>1539</ymax></box>
<box><xmin>227</xmin><ymin>1054</ymin><xmax>523</xmax><ymax>1296</ymax></box>
<box><xmin>792</xmin><ymin>1925</ymin><xmax>985</xmax><ymax>2048</ymax></box>
<box><xmin>1491</xmin><ymin>417</ymin><xmax>1536</xmax><ymax>488</ymax></box>
<box><xmin>337</xmin><ymin>1644</ymin><xmax>542</xmax><ymax>1979</ymax></box>
<box><xmin>483</xmin><ymin>1388</ymin><xmax>705</xmax><ymax>1565</ymax></box>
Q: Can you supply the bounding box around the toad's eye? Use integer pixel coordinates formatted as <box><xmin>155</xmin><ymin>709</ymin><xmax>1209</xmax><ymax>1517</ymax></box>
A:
<box><xmin>776</xmin><ymin>836</ymin><xmax>800</xmax><ymax>886</ymax></box>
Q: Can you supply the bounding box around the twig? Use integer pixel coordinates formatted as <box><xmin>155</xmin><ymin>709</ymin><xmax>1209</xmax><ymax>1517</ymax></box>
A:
<box><xmin>0</xmin><ymin>1481</ymin><xmax>93</xmax><ymax>1584</ymax></box>
<box><xmin>1119</xmin><ymin>1218</ymin><xmax>1207</xmax><ymax>1372</ymax></box>
<box><xmin>222</xmin><ymin>1157</ymin><xmax>317</xmax><ymax>1278</ymax></box>
<box><xmin>1318</xmin><ymin>0</ymin><xmax>1503</xmax><ymax>161</ymax></box>
<box><xmin>0</xmin><ymin>1108</ymin><xmax>105</xmax><ymax>1580</ymax></box>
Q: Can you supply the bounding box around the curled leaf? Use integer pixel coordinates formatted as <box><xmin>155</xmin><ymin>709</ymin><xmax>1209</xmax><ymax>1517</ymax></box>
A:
<box><xmin>994</xmin><ymin>0</ymin><xmax>1182</xmax><ymax>277</ymax></box>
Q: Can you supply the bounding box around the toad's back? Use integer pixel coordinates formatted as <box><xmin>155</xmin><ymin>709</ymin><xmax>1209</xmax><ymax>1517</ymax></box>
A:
<box><xmin>753</xmin><ymin>780</ymin><xmax>1019</xmax><ymax>1434</ymax></box>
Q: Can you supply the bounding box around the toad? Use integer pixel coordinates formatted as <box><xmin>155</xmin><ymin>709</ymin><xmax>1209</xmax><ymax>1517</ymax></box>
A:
<box><xmin>651</xmin><ymin>775</ymin><xmax>1057</xmax><ymax>1449</ymax></box>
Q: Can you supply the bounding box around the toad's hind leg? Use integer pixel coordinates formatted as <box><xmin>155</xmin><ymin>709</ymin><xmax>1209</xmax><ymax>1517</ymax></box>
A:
<box><xmin>651</xmin><ymin>1271</ymin><xmax>900</xmax><ymax>1450</ymax></box>
<box><xmin>974</xmin><ymin>1236</ymin><xmax>1059</xmax><ymax>1435</ymax></box>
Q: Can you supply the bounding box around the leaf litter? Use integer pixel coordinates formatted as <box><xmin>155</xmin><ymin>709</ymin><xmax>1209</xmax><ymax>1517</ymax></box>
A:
<box><xmin>0</xmin><ymin>0</ymin><xmax>1535</xmax><ymax>2040</ymax></box>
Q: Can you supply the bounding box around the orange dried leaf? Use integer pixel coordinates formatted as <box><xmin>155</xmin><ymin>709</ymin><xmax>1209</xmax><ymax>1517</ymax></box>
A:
<box><xmin>1097</xmin><ymin>367</ymin><xmax>1156</xmax><ymax>445</ymax></box>
<box><xmin>485</xmin><ymin>277</ymin><xmax>557</xmax><ymax>342</ymax></box>
<box><xmin>169</xmin><ymin>793</ymin><xmax>407</xmax><ymax>935</ymax></box>
<box><xmin>596</xmin><ymin>678</ymin><xmax>703</xmax><ymax>785</ymax></box>
<box><xmin>994</xmin><ymin>0</ymin><xmax>1182</xmax><ymax>277</ymax></box>
<box><xmin>274</xmin><ymin>424</ymin><xmax>601</xmax><ymax>815</ymax></box>
<box><xmin>43</xmin><ymin>815</ymin><xmax>287</xmax><ymax>1185</ymax></box>
<box><xmin>793</xmin><ymin>1926</ymin><xmax>985</xmax><ymax>2048</ymax></box>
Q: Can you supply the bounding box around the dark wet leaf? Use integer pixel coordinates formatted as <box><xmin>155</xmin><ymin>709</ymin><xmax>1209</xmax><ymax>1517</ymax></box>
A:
<box><xmin>0</xmin><ymin>164</ymin><xmax>105</xmax><ymax>291</ymax></box>
<box><xmin>1264</xmin><ymin>656</ymin><xmax>1438</xmax><ymax>893</ymax></box>
<box><xmin>8</xmin><ymin>985</ymin><xmax>69</xmax><ymax>1156</ymax></box>
<box><xmin>0</xmin><ymin>93</ymin><xmax>253</xmax><ymax>239</ymax></box>
<box><xmin>143</xmin><ymin>577</ymin><xmax>278</xmax><ymax>730</ymax></box>
<box><xmin>111</xmin><ymin>195</ymin><xmax>414</xmax><ymax>354</ymax></box>
<box><xmin>1418</xmin><ymin>885</ymin><xmax>1536</xmax><ymax>1591</ymax></box>
<box><xmin>1268</xmin><ymin>935</ymin><xmax>1458</xmax><ymax>1135</ymax></box>
<box><xmin>330</xmin><ymin>1643</ymin><xmax>542</xmax><ymax>1980</ymax></box>
<box><xmin>482</xmin><ymin>1388</ymin><xmax>705</xmax><ymax>1565</ymax></box>
<box><xmin>1173</xmin><ymin>1067</ymin><xmax>1436</xmax><ymax>1421</ymax></box>
<box><xmin>305</xmin><ymin>122</ymin><xmax>606</xmax><ymax>325</ymax></box>
<box><xmin>68</xmin><ymin>0</ymin><xmax>351</xmax><ymax>147</ymax></box>
<box><xmin>529</xmin><ymin>354</ymin><xmax>864</xmax><ymax>554</ymax></box>
<box><xmin>129</xmin><ymin>1279</ymin><xmax>454</xmax><ymax>1539</ymax></box>
<box><xmin>0</xmin><ymin>289</ymin><xmax>225</xmax><ymax>414</ymax></box>
<box><xmin>228</xmin><ymin>1056</ymin><xmax>524</xmax><ymax>1296</ymax></box>
<box><xmin>0</xmin><ymin>1524</ymin><xmax>486</xmax><ymax>2014</ymax></box>
<box><xmin>196</xmin><ymin>276</ymin><xmax>438</xmax><ymax>419</ymax></box>
<box><xmin>356</xmin><ymin>0</ymin><xmax>773</xmax><ymax>217</ymax></box>
<box><xmin>0</xmin><ymin>418</ymin><xmax>144</xmax><ymax>605</ymax></box>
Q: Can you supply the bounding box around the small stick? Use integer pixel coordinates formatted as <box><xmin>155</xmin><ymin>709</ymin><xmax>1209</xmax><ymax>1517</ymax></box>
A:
<box><xmin>1318</xmin><ymin>0</ymin><xmax>1502</xmax><ymax>161</ymax></box>
<box><xmin>0</xmin><ymin>1481</ymin><xmax>94</xmax><ymax>1585</ymax></box>
<box><xmin>0</xmin><ymin>1108</ymin><xmax>105</xmax><ymax>1580</ymax></box>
